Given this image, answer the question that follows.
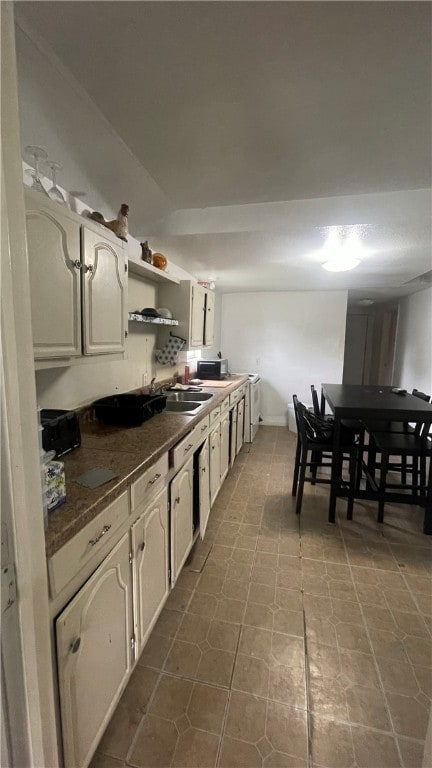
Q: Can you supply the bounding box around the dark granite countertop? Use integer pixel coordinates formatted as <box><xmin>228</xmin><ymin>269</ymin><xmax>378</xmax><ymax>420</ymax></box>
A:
<box><xmin>45</xmin><ymin>375</ymin><xmax>249</xmax><ymax>558</ymax></box>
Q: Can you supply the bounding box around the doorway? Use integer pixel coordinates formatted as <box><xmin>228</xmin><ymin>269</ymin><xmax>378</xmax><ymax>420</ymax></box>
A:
<box><xmin>343</xmin><ymin>307</ymin><xmax>399</xmax><ymax>385</ymax></box>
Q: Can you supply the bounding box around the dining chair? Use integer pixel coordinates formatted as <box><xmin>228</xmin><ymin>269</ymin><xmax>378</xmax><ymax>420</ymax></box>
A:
<box><xmin>363</xmin><ymin>388</ymin><xmax>431</xmax><ymax>488</ymax></box>
<box><xmin>370</xmin><ymin>419</ymin><xmax>432</xmax><ymax>523</ymax></box>
<box><xmin>291</xmin><ymin>396</ymin><xmax>358</xmax><ymax>518</ymax></box>
<box><xmin>311</xmin><ymin>384</ymin><xmax>365</xmax><ymax>488</ymax></box>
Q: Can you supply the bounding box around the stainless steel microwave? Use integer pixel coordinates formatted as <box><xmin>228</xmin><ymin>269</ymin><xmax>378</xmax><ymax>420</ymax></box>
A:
<box><xmin>196</xmin><ymin>358</ymin><xmax>229</xmax><ymax>380</ymax></box>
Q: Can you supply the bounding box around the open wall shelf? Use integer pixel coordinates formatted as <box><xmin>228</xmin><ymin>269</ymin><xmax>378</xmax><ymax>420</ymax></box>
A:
<box><xmin>128</xmin><ymin>257</ymin><xmax>180</xmax><ymax>284</ymax></box>
<box><xmin>128</xmin><ymin>313</ymin><xmax>179</xmax><ymax>326</ymax></box>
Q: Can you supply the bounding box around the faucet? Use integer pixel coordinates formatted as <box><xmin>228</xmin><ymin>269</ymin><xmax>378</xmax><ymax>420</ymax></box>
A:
<box><xmin>149</xmin><ymin>377</ymin><xmax>165</xmax><ymax>396</ymax></box>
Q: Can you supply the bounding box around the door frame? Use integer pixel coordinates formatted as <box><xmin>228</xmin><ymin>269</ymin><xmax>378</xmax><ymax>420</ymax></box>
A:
<box><xmin>1</xmin><ymin>4</ymin><xmax>58</xmax><ymax>765</ymax></box>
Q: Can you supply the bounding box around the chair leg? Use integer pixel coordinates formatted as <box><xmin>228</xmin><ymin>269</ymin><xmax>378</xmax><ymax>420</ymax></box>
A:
<box><xmin>401</xmin><ymin>455</ymin><xmax>407</xmax><ymax>485</ymax></box>
<box><xmin>347</xmin><ymin>447</ymin><xmax>356</xmax><ymax>521</ymax></box>
<box><xmin>419</xmin><ymin>456</ymin><xmax>426</xmax><ymax>492</ymax></box>
<box><xmin>296</xmin><ymin>446</ymin><xmax>308</xmax><ymax>515</ymax></box>
<box><xmin>292</xmin><ymin>438</ymin><xmax>301</xmax><ymax>497</ymax></box>
<box><xmin>310</xmin><ymin>449</ymin><xmax>321</xmax><ymax>484</ymax></box>
<box><xmin>355</xmin><ymin>429</ymin><xmax>365</xmax><ymax>491</ymax></box>
<box><xmin>412</xmin><ymin>456</ymin><xmax>419</xmax><ymax>497</ymax></box>
<box><xmin>378</xmin><ymin>451</ymin><xmax>389</xmax><ymax>523</ymax></box>
<box><xmin>367</xmin><ymin>438</ymin><xmax>377</xmax><ymax>490</ymax></box>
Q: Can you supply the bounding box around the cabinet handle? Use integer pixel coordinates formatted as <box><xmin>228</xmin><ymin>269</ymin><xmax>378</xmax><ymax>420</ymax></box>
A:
<box><xmin>70</xmin><ymin>637</ymin><xmax>81</xmax><ymax>654</ymax></box>
<box><xmin>175</xmin><ymin>496</ymin><xmax>180</xmax><ymax>505</ymax></box>
<box><xmin>88</xmin><ymin>524</ymin><xmax>111</xmax><ymax>547</ymax></box>
<box><xmin>72</xmin><ymin>259</ymin><xmax>82</xmax><ymax>270</ymax></box>
<box><xmin>200</xmin><ymin>425</ymin><xmax>207</xmax><ymax>433</ymax></box>
<box><xmin>148</xmin><ymin>473</ymin><xmax>161</xmax><ymax>486</ymax></box>
<box><xmin>85</xmin><ymin>263</ymin><xmax>94</xmax><ymax>274</ymax></box>
<box><xmin>184</xmin><ymin>443</ymin><xmax>193</xmax><ymax>454</ymax></box>
<box><xmin>140</xmin><ymin>541</ymin><xmax>145</xmax><ymax>552</ymax></box>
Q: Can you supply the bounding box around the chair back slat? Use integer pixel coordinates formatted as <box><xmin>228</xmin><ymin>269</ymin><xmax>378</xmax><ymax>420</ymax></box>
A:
<box><xmin>310</xmin><ymin>385</ymin><xmax>321</xmax><ymax>416</ymax></box>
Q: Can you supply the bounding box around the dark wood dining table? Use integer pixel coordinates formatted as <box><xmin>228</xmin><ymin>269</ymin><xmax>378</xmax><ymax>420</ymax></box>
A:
<box><xmin>322</xmin><ymin>383</ymin><xmax>432</xmax><ymax>534</ymax></box>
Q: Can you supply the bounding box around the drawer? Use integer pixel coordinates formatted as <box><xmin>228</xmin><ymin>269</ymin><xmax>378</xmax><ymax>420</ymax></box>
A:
<box><xmin>195</xmin><ymin>414</ymin><xmax>210</xmax><ymax>442</ymax></box>
<box><xmin>171</xmin><ymin>416</ymin><xmax>210</xmax><ymax>472</ymax></box>
<box><xmin>209</xmin><ymin>405</ymin><xmax>221</xmax><ymax>426</ymax></box>
<box><xmin>48</xmin><ymin>490</ymin><xmax>129</xmax><ymax>598</ymax></box>
<box><xmin>229</xmin><ymin>388</ymin><xmax>241</xmax><ymax>407</ymax></box>
<box><xmin>171</xmin><ymin>430</ymin><xmax>198</xmax><ymax>471</ymax></box>
<box><xmin>220</xmin><ymin>397</ymin><xmax>230</xmax><ymax>415</ymax></box>
<box><xmin>131</xmin><ymin>453</ymin><xmax>168</xmax><ymax>511</ymax></box>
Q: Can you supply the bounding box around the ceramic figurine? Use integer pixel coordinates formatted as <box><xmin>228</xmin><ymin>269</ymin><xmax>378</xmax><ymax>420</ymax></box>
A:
<box><xmin>103</xmin><ymin>203</ymin><xmax>129</xmax><ymax>241</ymax></box>
<box><xmin>140</xmin><ymin>241</ymin><xmax>153</xmax><ymax>263</ymax></box>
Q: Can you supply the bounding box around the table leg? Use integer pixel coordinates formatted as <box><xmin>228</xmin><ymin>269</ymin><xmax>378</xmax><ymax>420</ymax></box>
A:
<box><xmin>423</xmin><ymin>461</ymin><xmax>432</xmax><ymax>535</ymax></box>
<box><xmin>328</xmin><ymin>416</ymin><xmax>341</xmax><ymax>523</ymax></box>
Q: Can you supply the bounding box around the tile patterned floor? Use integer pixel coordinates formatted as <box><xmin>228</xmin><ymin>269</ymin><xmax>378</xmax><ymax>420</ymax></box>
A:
<box><xmin>91</xmin><ymin>427</ymin><xmax>432</xmax><ymax>768</ymax></box>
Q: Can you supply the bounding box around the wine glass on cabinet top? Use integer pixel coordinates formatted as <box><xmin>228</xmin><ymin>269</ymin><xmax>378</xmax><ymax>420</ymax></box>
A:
<box><xmin>25</xmin><ymin>145</ymin><xmax>50</xmax><ymax>197</ymax></box>
<box><xmin>45</xmin><ymin>160</ymin><xmax>67</xmax><ymax>206</ymax></box>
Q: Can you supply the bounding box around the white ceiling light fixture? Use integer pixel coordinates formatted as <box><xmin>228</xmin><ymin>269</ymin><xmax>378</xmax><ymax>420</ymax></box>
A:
<box><xmin>321</xmin><ymin>228</ymin><xmax>362</xmax><ymax>272</ymax></box>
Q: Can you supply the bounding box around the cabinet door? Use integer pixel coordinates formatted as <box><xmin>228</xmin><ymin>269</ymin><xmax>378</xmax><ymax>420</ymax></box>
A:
<box><xmin>204</xmin><ymin>290</ymin><xmax>215</xmax><ymax>347</ymax></box>
<box><xmin>198</xmin><ymin>438</ymin><xmax>211</xmax><ymax>540</ymax></box>
<box><xmin>209</xmin><ymin>424</ymin><xmax>221</xmax><ymax>507</ymax></box>
<box><xmin>81</xmin><ymin>227</ymin><xmax>127</xmax><ymax>355</ymax></box>
<box><xmin>220</xmin><ymin>413</ymin><xmax>230</xmax><ymax>483</ymax></box>
<box><xmin>190</xmin><ymin>283</ymin><xmax>206</xmax><ymax>347</ymax></box>
<box><xmin>230</xmin><ymin>407</ymin><xmax>238</xmax><ymax>468</ymax></box>
<box><xmin>56</xmin><ymin>533</ymin><xmax>132</xmax><ymax>768</ymax></box>
<box><xmin>25</xmin><ymin>198</ymin><xmax>81</xmax><ymax>359</ymax></box>
<box><xmin>131</xmin><ymin>488</ymin><xmax>169</xmax><ymax>656</ymax></box>
<box><xmin>170</xmin><ymin>456</ymin><xmax>194</xmax><ymax>585</ymax></box>
<box><xmin>236</xmin><ymin>399</ymin><xmax>245</xmax><ymax>455</ymax></box>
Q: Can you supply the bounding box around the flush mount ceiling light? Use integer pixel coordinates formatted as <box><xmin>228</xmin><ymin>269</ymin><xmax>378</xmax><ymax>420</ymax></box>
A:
<box><xmin>357</xmin><ymin>298</ymin><xmax>375</xmax><ymax>306</ymax></box>
<box><xmin>321</xmin><ymin>229</ymin><xmax>362</xmax><ymax>272</ymax></box>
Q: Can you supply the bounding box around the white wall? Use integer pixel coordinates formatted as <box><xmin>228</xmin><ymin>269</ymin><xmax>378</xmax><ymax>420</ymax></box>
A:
<box><xmin>221</xmin><ymin>291</ymin><xmax>348</xmax><ymax>425</ymax></box>
<box><xmin>15</xmin><ymin>20</ymin><xmax>172</xmax><ymax>234</ymax></box>
<box><xmin>393</xmin><ymin>287</ymin><xmax>432</xmax><ymax>394</ymax></box>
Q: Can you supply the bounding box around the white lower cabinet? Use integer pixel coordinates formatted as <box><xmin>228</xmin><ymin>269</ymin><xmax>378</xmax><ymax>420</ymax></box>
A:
<box><xmin>52</xmin><ymin>384</ymin><xmax>248</xmax><ymax>768</ymax></box>
<box><xmin>56</xmin><ymin>533</ymin><xmax>133</xmax><ymax>768</ymax></box>
<box><xmin>230</xmin><ymin>406</ymin><xmax>238</xmax><ymax>468</ymax></box>
<box><xmin>170</xmin><ymin>455</ymin><xmax>194</xmax><ymax>585</ymax></box>
<box><xmin>131</xmin><ymin>487</ymin><xmax>169</xmax><ymax>656</ymax></box>
<box><xmin>220</xmin><ymin>413</ymin><xmax>230</xmax><ymax>483</ymax></box>
<box><xmin>198</xmin><ymin>438</ymin><xmax>210</xmax><ymax>539</ymax></box>
<box><xmin>236</xmin><ymin>398</ymin><xmax>245</xmax><ymax>455</ymax></box>
<box><xmin>209</xmin><ymin>423</ymin><xmax>221</xmax><ymax>506</ymax></box>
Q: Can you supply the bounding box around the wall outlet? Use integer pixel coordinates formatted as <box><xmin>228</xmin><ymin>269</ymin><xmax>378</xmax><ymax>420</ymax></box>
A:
<box><xmin>142</xmin><ymin>372</ymin><xmax>148</xmax><ymax>386</ymax></box>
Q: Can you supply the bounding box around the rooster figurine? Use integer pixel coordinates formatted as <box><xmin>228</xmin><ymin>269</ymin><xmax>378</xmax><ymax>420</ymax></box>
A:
<box><xmin>102</xmin><ymin>203</ymin><xmax>129</xmax><ymax>241</ymax></box>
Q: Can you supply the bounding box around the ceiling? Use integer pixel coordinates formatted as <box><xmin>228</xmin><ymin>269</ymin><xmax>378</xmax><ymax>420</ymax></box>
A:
<box><xmin>17</xmin><ymin>2</ymin><xmax>432</xmax><ymax>302</ymax></box>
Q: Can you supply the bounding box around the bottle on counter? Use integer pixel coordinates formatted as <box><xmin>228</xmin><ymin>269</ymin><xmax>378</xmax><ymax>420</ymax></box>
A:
<box><xmin>184</xmin><ymin>365</ymin><xmax>190</xmax><ymax>385</ymax></box>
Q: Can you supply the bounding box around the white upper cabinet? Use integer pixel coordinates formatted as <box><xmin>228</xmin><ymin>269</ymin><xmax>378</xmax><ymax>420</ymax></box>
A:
<box><xmin>204</xmin><ymin>290</ymin><xmax>215</xmax><ymax>347</ymax></box>
<box><xmin>81</xmin><ymin>226</ymin><xmax>127</xmax><ymax>355</ymax></box>
<box><xmin>190</xmin><ymin>283</ymin><xmax>206</xmax><ymax>347</ymax></box>
<box><xmin>26</xmin><ymin>194</ymin><xmax>82</xmax><ymax>359</ymax></box>
<box><xmin>25</xmin><ymin>189</ymin><xmax>127</xmax><ymax>362</ymax></box>
<box><xmin>159</xmin><ymin>280</ymin><xmax>215</xmax><ymax>349</ymax></box>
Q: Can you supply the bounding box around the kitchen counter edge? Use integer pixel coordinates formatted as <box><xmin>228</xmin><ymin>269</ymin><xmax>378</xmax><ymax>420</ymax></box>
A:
<box><xmin>45</xmin><ymin>375</ymin><xmax>249</xmax><ymax>558</ymax></box>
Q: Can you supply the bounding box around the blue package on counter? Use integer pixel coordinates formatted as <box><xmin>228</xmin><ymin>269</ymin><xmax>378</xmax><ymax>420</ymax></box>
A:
<box><xmin>43</xmin><ymin>459</ymin><xmax>66</xmax><ymax>512</ymax></box>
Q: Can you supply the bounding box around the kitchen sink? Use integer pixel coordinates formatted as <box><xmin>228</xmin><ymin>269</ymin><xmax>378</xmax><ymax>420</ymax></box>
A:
<box><xmin>166</xmin><ymin>392</ymin><xmax>214</xmax><ymax>402</ymax></box>
<box><xmin>164</xmin><ymin>400</ymin><xmax>204</xmax><ymax>413</ymax></box>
